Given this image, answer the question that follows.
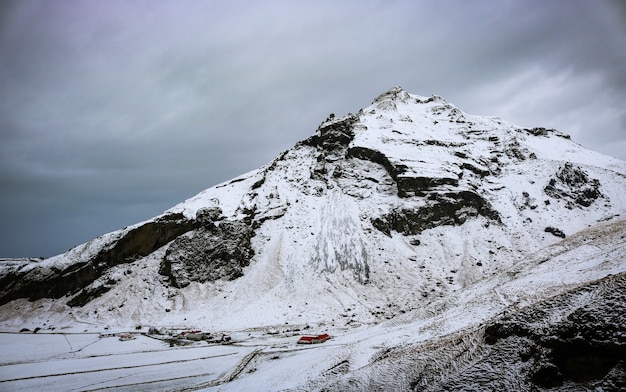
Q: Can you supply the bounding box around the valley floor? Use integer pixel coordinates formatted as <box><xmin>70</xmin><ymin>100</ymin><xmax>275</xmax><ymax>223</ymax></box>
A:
<box><xmin>0</xmin><ymin>331</ymin><xmax>277</xmax><ymax>391</ymax></box>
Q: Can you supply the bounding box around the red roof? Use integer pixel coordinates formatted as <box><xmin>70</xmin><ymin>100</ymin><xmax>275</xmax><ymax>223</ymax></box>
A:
<box><xmin>298</xmin><ymin>334</ymin><xmax>331</xmax><ymax>344</ymax></box>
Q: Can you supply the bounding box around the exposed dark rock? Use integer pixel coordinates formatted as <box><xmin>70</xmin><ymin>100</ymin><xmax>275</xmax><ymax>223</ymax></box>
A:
<box><xmin>159</xmin><ymin>220</ymin><xmax>255</xmax><ymax>288</ymax></box>
<box><xmin>545</xmin><ymin>226</ymin><xmax>566</xmax><ymax>238</ymax></box>
<box><xmin>67</xmin><ymin>284</ymin><xmax>113</xmax><ymax>307</ymax></box>
<box><xmin>310</xmin><ymin>159</ymin><xmax>328</xmax><ymax>181</ymax></box>
<box><xmin>395</xmin><ymin>175</ymin><xmax>459</xmax><ymax>197</ymax></box>
<box><xmin>421</xmin><ymin>139</ymin><xmax>458</xmax><ymax>147</ymax></box>
<box><xmin>93</xmin><ymin>213</ymin><xmax>198</xmax><ymax>269</ymax></box>
<box><xmin>371</xmin><ymin>86</ymin><xmax>412</xmax><ymax>110</ymax></box>
<box><xmin>545</xmin><ymin>162</ymin><xmax>603</xmax><ymax>208</ymax></box>
<box><xmin>519</xmin><ymin>191</ymin><xmax>538</xmax><ymax>211</ymax></box>
<box><xmin>346</xmin><ymin>146</ymin><xmax>395</xmax><ymax>175</ymax></box>
<box><xmin>461</xmin><ymin>162</ymin><xmax>490</xmax><ymax>177</ymax></box>
<box><xmin>526</xmin><ymin>127</ymin><xmax>549</xmax><ymax>136</ymax></box>
<box><xmin>371</xmin><ymin>191</ymin><xmax>500</xmax><ymax>236</ymax></box>
<box><xmin>347</xmin><ymin>146</ymin><xmax>461</xmax><ymax>197</ymax></box>
<box><xmin>524</xmin><ymin>127</ymin><xmax>571</xmax><ymax>139</ymax></box>
<box><xmin>482</xmin><ymin>273</ymin><xmax>626</xmax><ymax>390</ymax></box>
<box><xmin>504</xmin><ymin>139</ymin><xmax>529</xmax><ymax>161</ymax></box>
<box><xmin>0</xmin><ymin>213</ymin><xmax>197</xmax><ymax>306</ymax></box>
<box><xmin>302</xmin><ymin>114</ymin><xmax>358</xmax><ymax>152</ymax></box>
<box><xmin>196</xmin><ymin>207</ymin><xmax>223</xmax><ymax>225</ymax></box>
<box><xmin>0</xmin><ymin>262</ymin><xmax>79</xmax><ymax>305</ymax></box>
<box><xmin>484</xmin><ymin>320</ymin><xmax>532</xmax><ymax>344</ymax></box>
<box><xmin>251</xmin><ymin>176</ymin><xmax>265</xmax><ymax>190</ymax></box>
<box><xmin>531</xmin><ymin>363</ymin><xmax>564</xmax><ymax>388</ymax></box>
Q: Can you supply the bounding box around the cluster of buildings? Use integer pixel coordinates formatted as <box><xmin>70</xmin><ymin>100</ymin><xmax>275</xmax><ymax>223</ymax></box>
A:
<box><xmin>100</xmin><ymin>327</ymin><xmax>332</xmax><ymax>346</ymax></box>
<box><xmin>99</xmin><ymin>332</ymin><xmax>136</xmax><ymax>341</ymax></box>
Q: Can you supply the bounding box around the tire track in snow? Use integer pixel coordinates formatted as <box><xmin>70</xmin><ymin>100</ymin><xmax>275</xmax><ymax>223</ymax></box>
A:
<box><xmin>0</xmin><ymin>352</ymin><xmax>237</xmax><ymax>383</ymax></box>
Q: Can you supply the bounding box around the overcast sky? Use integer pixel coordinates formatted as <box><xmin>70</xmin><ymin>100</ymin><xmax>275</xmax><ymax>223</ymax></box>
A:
<box><xmin>1</xmin><ymin>0</ymin><xmax>624</xmax><ymax>257</ymax></box>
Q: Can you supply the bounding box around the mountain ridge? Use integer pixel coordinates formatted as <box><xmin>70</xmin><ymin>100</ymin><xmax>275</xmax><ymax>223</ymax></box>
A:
<box><xmin>2</xmin><ymin>87</ymin><xmax>624</xmax><ymax>306</ymax></box>
<box><xmin>1</xmin><ymin>86</ymin><xmax>624</xmax><ymax>390</ymax></box>
<box><xmin>2</xmin><ymin>86</ymin><xmax>625</xmax><ymax>313</ymax></box>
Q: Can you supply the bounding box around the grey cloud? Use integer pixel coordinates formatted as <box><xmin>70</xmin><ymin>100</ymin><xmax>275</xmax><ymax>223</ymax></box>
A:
<box><xmin>0</xmin><ymin>0</ymin><xmax>624</xmax><ymax>256</ymax></box>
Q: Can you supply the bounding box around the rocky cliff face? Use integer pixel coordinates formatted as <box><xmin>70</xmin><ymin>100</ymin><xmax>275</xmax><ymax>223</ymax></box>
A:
<box><xmin>0</xmin><ymin>213</ymin><xmax>197</xmax><ymax>306</ymax></box>
<box><xmin>159</xmin><ymin>218</ymin><xmax>256</xmax><ymax>288</ymax></box>
<box><xmin>544</xmin><ymin>162</ymin><xmax>604</xmax><ymax>208</ymax></box>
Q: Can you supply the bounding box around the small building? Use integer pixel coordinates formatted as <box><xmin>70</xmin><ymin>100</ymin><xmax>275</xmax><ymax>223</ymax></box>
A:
<box><xmin>298</xmin><ymin>334</ymin><xmax>331</xmax><ymax>345</ymax></box>
<box><xmin>179</xmin><ymin>330</ymin><xmax>205</xmax><ymax>341</ymax></box>
<box><xmin>148</xmin><ymin>326</ymin><xmax>168</xmax><ymax>335</ymax></box>
<box><xmin>186</xmin><ymin>333</ymin><xmax>205</xmax><ymax>341</ymax></box>
<box><xmin>119</xmin><ymin>333</ymin><xmax>136</xmax><ymax>341</ymax></box>
<box><xmin>297</xmin><ymin>336</ymin><xmax>315</xmax><ymax>344</ymax></box>
<box><xmin>314</xmin><ymin>333</ymin><xmax>331</xmax><ymax>343</ymax></box>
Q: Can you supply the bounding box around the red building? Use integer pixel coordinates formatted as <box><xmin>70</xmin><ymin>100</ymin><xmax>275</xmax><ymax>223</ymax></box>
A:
<box><xmin>297</xmin><ymin>334</ymin><xmax>331</xmax><ymax>344</ymax></box>
<box><xmin>314</xmin><ymin>333</ymin><xmax>330</xmax><ymax>343</ymax></box>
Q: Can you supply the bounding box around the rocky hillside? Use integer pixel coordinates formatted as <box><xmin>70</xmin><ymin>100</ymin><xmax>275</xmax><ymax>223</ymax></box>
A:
<box><xmin>1</xmin><ymin>87</ymin><xmax>624</xmax><ymax>390</ymax></box>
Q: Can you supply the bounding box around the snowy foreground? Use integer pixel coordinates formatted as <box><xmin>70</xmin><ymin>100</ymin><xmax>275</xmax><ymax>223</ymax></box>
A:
<box><xmin>1</xmin><ymin>218</ymin><xmax>624</xmax><ymax>391</ymax></box>
<box><xmin>0</xmin><ymin>333</ymin><xmax>256</xmax><ymax>391</ymax></box>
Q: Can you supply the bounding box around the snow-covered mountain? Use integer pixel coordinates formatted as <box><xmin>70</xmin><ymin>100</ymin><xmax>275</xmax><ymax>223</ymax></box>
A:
<box><xmin>1</xmin><ymin>87</ymin><xmax>625</xmax><ymax>390</ymax></box>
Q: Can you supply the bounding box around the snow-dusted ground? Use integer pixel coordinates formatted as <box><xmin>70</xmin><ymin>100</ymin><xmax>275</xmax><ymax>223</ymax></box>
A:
<box><xmin>0</xmin><ymin>332</ymin><xmax>258</xmax><ymax>391</ymax></box>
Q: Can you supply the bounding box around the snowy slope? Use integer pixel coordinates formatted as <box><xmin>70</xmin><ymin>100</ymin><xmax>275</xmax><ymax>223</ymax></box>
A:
<box><xmin>1</xmin><ymin>87</ymin><xmax>625</xmax><ymax>390</ymax></box>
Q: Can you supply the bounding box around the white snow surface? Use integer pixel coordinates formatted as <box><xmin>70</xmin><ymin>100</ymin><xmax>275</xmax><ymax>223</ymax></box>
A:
<box><xmin>1</xmin><ymin>87</ymin><xmax>625</xmax><ymax>390</ymax></box>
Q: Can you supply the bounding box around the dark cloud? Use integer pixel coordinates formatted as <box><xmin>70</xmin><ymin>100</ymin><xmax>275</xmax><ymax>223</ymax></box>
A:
<box><xmin>1</xmin><ymin>0</ymin><xmax>624</xmax><ymax>257</ymax></box>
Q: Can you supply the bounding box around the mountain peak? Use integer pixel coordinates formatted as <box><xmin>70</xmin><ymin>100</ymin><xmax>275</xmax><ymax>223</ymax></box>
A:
<box><xmin>1</xmin><ymin>87</ymin><xmax>625</xmax><ymax>390</ymax></box>
<box><xmin>371</xmin><ymin>86</ymin><xmax>447</xmax><ymax>111</ymax></box>
<box><xmin>372</xmin><ymin>85</ymin><xmax>411</xmax><ymax>109</ymax></box>
<box><xmin>372</xmin><ymin>85</ymin><xmax>406</xmax><ymax>100</ymax></box>
<box><xmin>1</xmin><ymin>86</ymin><xmax>625</xmax><ymax>328</ymax></box>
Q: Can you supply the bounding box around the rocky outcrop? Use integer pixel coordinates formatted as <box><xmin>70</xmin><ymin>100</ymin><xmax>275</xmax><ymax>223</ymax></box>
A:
<box><xmin>0</xmin><ymin>213</ymin><xmax>197</xmax><ymax>306</ymax></box>
<box><xmin>371</xmin><ymin>86</ymin><xmax>414</xmax><ymax>110</ymax></box>
<box><xmin>93</xmin><ymin>213</ymin><xmax>198</xmax><ymax>268</ymax></box>
<box><xmin>545</xmin><ymin>226</ymin><xmax>566</xmax><ymax>238</ymax></box>
<box><xmin>159</xmin><ymin>219</ymin><xmax>255</xmax><ymax>288</ymax></box>
<box><xmin>395</xmin><ymin>175</ymin><xmax>460</xmax><ymax>197</ymax></box>
<box><xmin>347</xmin><ymin>146</ymin><xmax>460</xmax><ymax>197</ymax></box>
<box><xmin>346</xmin><ymin>146</ymin><xmax>395</xmax><ymax>175</ymax></box>
<box><xmin>524</xmin><ymin>127</ymin><xmax>570</xmax><ymax>139</ymax></box>
<box><xmin>544</xmin><ymin>162</ymin><xmax>603</xmax><ymax>208</ymax></box>
<box><xmin>482</xmin><ymin>273</ymin><xmax>626</xmax><ymax>390</ymax></box>
<box><xmin>371</xmin><ymin>191</ymin><xmax>501</xmax><ymax>236</ymax></box>
<box><xmin>67</xmin><ymin>282</ymin><xmax>114</xmax><ymax>307</ymax></box>
<box><xmin>302</xmin><ymin>114</ymin><xmax>358</xmax><ymax>152</ymax></box>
